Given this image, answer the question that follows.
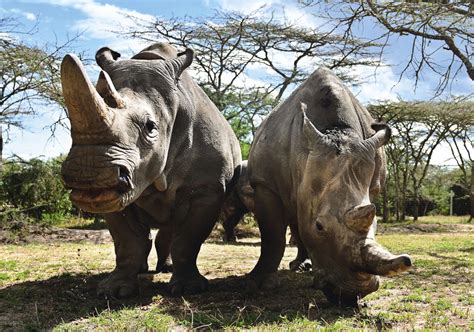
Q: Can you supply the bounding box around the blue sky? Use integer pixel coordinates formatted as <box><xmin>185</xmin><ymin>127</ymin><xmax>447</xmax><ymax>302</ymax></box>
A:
<box><xmin>2</xmin><ymin>0</ymin><xmax>472</xmax><ymax>164</ymax></box>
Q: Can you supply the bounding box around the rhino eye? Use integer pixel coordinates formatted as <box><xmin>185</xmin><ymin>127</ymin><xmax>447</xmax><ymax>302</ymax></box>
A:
<box><xmin>316</xmin><ymin>222</ymin><xmax>324</xmax><ymax>231</ymax></box>
<box><xmin>145</xmin><ymin>120</ymin><xmax>157</xmax><ymax>134</ymax></box>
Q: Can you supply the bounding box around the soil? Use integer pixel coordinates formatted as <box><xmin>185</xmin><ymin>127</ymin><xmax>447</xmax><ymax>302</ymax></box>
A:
<box><xmin>0</xmin><ymin>221</ymin><xmax>472</xmax><ymax>245</ymax></box>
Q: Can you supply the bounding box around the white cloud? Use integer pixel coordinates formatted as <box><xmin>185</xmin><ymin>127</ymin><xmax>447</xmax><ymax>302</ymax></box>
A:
<box><xmin>218</xmin><ymin>0</ymin><xmax>323</xmax><ymax>27</ymax></box>
<box><xmin>3</xmin><ymin>8</ymin><xmax>37</xmax><ymax>21</ymax></box>
<box><xmin>33</xmin><ymin>0</ymin><xmax>155</xmax><ymax>53</ymax></box>
<box><xmin>24</xmin><ymin>12</ymin><xmax>36</xmax><ymax>21</ymax></box>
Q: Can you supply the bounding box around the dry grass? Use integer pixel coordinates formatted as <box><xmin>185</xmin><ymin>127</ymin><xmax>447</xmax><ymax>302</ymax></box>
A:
<box><xmin>0</xmin><ymin>221</ymin><xmax>472</xmax><ymax>331</ymax></box>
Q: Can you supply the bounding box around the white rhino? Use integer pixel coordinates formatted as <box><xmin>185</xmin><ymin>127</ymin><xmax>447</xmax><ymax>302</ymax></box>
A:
<box><xmin>247</xmin><ymin>67</ymin><xmax>411</xmax><ymax>306</ymax></box>
<box><xmin>61</xmin><ymin>43</ymin><xmax>241</xmax><ymax>298</ymax></box>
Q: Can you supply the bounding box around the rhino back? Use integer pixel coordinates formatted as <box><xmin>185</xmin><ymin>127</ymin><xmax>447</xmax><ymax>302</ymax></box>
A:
<box><xmin>249</xmin><ymin>68</ymin><xmax>375</xmax><ymax>208</ymax></box>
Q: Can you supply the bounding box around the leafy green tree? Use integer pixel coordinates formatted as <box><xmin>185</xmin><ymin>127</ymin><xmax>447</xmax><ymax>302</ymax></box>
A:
<box><xmin>370</xmin><ymin>99</ymin><xmax>473</xmax><ymax>221</ymax></box>
<box><xmin>121</xmin><ymin>9</ymin><xmax>381</xmax><ymax>155</ymax></box>
<box><xmin>0</xmin><ymin>16</ymin><xmax>77</xmax><ymax>172</ymax></box>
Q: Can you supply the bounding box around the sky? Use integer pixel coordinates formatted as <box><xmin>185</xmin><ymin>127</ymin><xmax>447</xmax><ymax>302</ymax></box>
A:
<box><xmin>1</xmin><ymin>0</ymin><xmax>472</xmax><ymax>165</ymax></box>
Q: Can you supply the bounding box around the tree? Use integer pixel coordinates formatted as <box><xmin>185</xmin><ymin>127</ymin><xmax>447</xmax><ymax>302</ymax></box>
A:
<box><xmin>303</xmin><ymin>0</ymin><xmax>473</xmax><ymax>97</ymax></box>
<box><xmin>370</xmin><ymin>99</ymin><xmax>474</xmax><ymax>221</ymax></box>
<box><xmin>0</xmin><ymin>16</ymin><xmax>77</xmax><ymax>171</ymax></box>
<box><xmin>120</xmin><ymin>9</ymin><xmax>381</xmax><ymax>153</ymax></box>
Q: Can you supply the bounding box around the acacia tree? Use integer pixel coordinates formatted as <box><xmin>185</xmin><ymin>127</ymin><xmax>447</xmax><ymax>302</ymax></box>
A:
<box><xmin>370</xmin><ymin>100</ymin><xmax>474</xmax><ymax>221</ymax></box>
<box><xmin>303</xmin><ymin>0</ymin><xmax>473</xmax><ymax>96</ymax></box>
<box><xmin>0</xmin><ymin>17</ymin><xmax>76</xmax><ymax>172</ymax></box>
<box><xmin>120</xmin><ymin>9</ymin><xmax>381</xmax><ymax>154</ymax></box>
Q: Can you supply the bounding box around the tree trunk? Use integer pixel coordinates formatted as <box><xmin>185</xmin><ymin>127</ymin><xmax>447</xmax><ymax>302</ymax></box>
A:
<box><xmin>470</xmin><ymin>164</ymin><xmax>473</xmax><ymax>222</ymax></box>
<box><xmin>413</xmin><ymin>188</ymin><xmax>419</xmax><ymax>222</ymax></box>
<box><xmin>382</xmin><ymin>185</ymin><xmax>389</xmax><ymax>222</ymax></box>
<box><xmin>0</xmin><ymin>126</ymin><xmax>3</xmax><ymax>176</ymax></box>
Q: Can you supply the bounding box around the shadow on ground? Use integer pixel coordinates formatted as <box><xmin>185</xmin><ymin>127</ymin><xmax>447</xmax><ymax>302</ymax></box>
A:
<box><xmin>0</xmin><ymin>270</ymin><xmax>363</xmax><ymax>330</ymax></box>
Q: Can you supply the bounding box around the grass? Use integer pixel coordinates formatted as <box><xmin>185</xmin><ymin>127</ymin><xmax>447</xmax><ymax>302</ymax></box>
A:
<box><xmin>0</xmin><ymin>217</ymin><xmax>472</xmax><ymax>330</ymax></box>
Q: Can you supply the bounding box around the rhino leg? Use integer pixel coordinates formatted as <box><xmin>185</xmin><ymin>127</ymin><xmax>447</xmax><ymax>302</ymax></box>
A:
<box><xmin>155</xmin><ymin>227</ymin><xmax>173</xmax><ymax>273</ymax></box>
<box><xmin>169</xmin><ymin>187</ymin><xmax>224</xmax><ymax>296</ymax></box>
<box><xmin>288</xmin><ymin>225</ymin><xmax>312</xmax><ymax>272</ymax></box>
<box><xmin>247</xmin><ymin>184</ymin><xmax>287</xmax><ymax>290</ymax></box>
<box><xmin>98</xmin><ymin>204</ymin><xmax>152</xmax><ymax>299</ymax></box>
<box><xmin>222</xmin><ymin>202</ymin><xmax>247</xmax><ymax>242</ymax></box>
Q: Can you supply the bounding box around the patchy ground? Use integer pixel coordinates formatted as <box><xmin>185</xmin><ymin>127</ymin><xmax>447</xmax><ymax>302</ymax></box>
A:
<box><xmin>0</xmin><ymin>219</ymin><xmax>472</xmax><ymax>330</ymax></box>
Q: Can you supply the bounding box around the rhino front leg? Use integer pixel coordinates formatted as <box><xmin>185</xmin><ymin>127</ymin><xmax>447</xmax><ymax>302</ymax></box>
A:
<box><xmin>155</xmin><ymin>227</ymin><xmax>173</xmax><ymax>273</ymax></box>
<box><xmin>98</xmin><ymin>204</ymin><xmax>152</xmax><ymax>299</ymax></box>
<box><xmin>169</xmin><ymin>187</ymin><xmax>224</xmax><ymax>295</ymax></box>
<box><xmin>248</xmin><ymin>184</ymin><xmax>287</xmax><ymax>290</ymax></box>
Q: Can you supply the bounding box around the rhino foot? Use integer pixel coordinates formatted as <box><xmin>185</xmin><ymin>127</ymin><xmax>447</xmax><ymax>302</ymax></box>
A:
<box><xmin>169</xmin><ymin>274</ymin><xmax>208</xmax><ymax>296</ymax></box>
<box><xmin>289</xmin><ymin>258</ymin><xmax>312</xmax><ymax>272</ymax></box>
<box><xmin>97</xmin><ymin>272</ymin><xmax>138</xmax><ymax>299</ymax></box>
<box><xmin>156</xmin><ymin>262</ymin><xmax>173</xmax><ymax>274</ymax></box>
<box><xmin>245</xmin><ymin>272</ymin><xmax>280</xmax><ymax>292</ymax></box>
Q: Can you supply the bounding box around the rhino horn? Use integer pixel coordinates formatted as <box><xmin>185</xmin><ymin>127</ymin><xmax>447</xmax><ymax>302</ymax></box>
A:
<box><xmin>363</xmin><ymin>123</ymin><xmax>391</xmax><ymax>150</ymax></box>
<box><xmin>361</xmin><ymin>242</ymin><xmax>412</xmax><ymax>276</ymax></box>
<box><xmin>61</xmin><ymin>54</ymin><xmax>113</xmax><ymax>134</ymax></box>
<box><xmin>96</xmin><ymin>47</ymin><xmax>121</xmax><ymax>71</ymax></box>
<box><xmin>96</xmin><ymin>70</ymin><xmax>125</xmax><ymax>109</ymax></box>
<box><xmin>301</xmin><ymin>102</ymin><xmax>333</xmax><ymax>151</ymax></box>
<box><xmin>170</xmin><ymin>48</ymin><xmax>194</xmax><ymax>78</ymax></box>
<box><xmin>344</xmin><ymin>204</ymin><xmax>376</xmax><ymax>233</ymax></box>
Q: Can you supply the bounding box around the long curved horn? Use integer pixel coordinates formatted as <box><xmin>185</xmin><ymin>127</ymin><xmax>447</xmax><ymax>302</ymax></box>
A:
<box><xmin>301</xmin><ymin>102</ymin><xmax>333</xmax><ymax>151</ymax></box>
<box><xmin>96</xmin><ymin>47</ymin><xmax>120</xmax><ymax>71</ymax></box>
<box><xmin>361</xmin><ymin>241</ymin><xmax>412</xmax><ymax>276</ymax></box>
<box><xmin>344</xmin><ymin>204</ymin><xmax>376</xmax><ymax>233</ymax></box>
<box><xmin>61</xmin><ymin>54</ymin><xmax>113</xmax><ymax>134</ymax></box>
<box><xmin>96</xmin><ymin>70</ymin><xmax>125</xmax><ymax>109</ymax></box>
<box><xmin>170</xmin><ymin>48</ymin><xmax>194</xmax><ymax>78</ymax></box>
<box><xmin>364</xmin><ymin>123</ymin><xmax>391</xmax><ymax>150</ymax></box>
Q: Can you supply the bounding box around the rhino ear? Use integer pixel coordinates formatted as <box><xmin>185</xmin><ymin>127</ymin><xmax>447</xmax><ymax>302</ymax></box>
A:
<box><xmin>301</xmin><ymin>102</ymin><xmax>332</xmax><ymax>151</ymax></box>
<box><xmin>171</xmin><ymin>48</ymin><xmax>194</xmax><ymax>78</ymax></box>
<box><xmin>96</xmin><ymin>47</ymin><xmax>121</xmax><ymax>70</ymax></box>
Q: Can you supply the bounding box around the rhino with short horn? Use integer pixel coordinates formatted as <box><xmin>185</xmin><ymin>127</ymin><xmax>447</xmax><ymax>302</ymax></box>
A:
<box><xmin>61</xmin><ymin>43</ymin><xmax>241</xmax><ymax>298</ymax></box>
<box><xmin>247</xmin><ymin>67</ymin><xmax>411</xmax><ymax>306</ymax></box>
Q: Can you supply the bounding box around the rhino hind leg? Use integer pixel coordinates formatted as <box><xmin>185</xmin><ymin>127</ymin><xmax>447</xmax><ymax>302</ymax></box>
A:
<box><xmin>288</xmin><ymin>224</ymin><xmax>312</xmax><ymax>272</ymax></box>
<box><xmin>155</xmin><ymin>227</ymin><xmax>173</xmax><ymax>273</ymax></box>
<box><xmin>222</xmin><ymin>202</ymin><xmax>248</xmax><ymax>242</ymax></box>
<box><xmin>98</xmin><ymin>205</ymin><xmax>152</xmax><ymax>299</ymax></box>
<box><xmin>247</xmin><ymin>184</ymin><xmax>287</xmax><ymax>290</ymax></box>
<box><xmin>169</xmin><ymin>187</ymin><xmax>224</xmax><ymax>296</ymax></box>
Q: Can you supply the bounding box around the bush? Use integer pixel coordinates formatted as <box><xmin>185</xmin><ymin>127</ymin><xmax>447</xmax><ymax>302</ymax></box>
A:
<box><xmin>0</xmin><ymin>156</ymin><xmax>72</xmax><ymax>224</ymax></box>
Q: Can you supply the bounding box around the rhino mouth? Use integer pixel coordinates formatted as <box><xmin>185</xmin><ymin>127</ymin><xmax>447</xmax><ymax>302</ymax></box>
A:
<box><xmin>67</xmin><ymin>169</ymin><xmax>133</xmax><ymax>213</ymax></box>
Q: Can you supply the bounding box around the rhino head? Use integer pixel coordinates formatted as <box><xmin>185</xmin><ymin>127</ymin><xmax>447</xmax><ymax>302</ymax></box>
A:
<box><xmin>298</xmin><ymin>103</ymin><xmax>411</xmax><ymax>306</ymax></box>
<box><xmin>61</xmin><ymin>43</ymin><xmax>193</xmax><ymax>213</ymax></box>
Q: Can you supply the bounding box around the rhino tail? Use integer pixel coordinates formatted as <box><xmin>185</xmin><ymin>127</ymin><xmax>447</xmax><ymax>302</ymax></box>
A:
<box><xmin>225</xmin><ymin>164</ymin><xmax>242</xmax><ymax>198</ymax></box>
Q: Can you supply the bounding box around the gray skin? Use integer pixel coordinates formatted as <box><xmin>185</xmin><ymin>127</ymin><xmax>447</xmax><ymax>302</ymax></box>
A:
<box><xmin>60</xmin><ymin>43</ymin><xmax>241</xmax><ymax>298</ymax></box>
<box><xmin>221</xmin><ymin>161</ymin><xmax>312</xmax><ymax>272</ymax></box>
<box><xmin>247</xmin><ymin>67</ymin><xmax>412</xmax><ymax>306</ymax></box>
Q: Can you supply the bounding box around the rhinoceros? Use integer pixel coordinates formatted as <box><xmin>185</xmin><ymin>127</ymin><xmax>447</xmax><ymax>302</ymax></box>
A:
<box><xmin>60</xmin><ymin>43</ymin><xmax>241</xmax><ymax>298</ymax></box>
<box><xmin>247</xmin><ymin>67</ymin><xmax>411</xmax><ymax>306</ymax></box>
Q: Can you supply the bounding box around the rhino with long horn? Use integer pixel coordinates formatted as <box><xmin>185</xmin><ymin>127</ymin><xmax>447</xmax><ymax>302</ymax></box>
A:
<box><xmin>247</xmin><ymin>67</ymin><xmax>411</xmax><ymax>306</ymax></box>
<box><xmin>61</xmin><ymin>43</ymin><xmax>241</xmax><ymax>298</ymax></box>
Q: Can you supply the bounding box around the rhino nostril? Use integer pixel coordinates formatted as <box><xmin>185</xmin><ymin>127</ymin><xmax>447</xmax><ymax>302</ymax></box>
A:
<box><xmin>402</xmin><ymin>255</ymin><xmax>412</xmax><ymax>267</ymax></box>
<box><xmin>117</xmin><ymin>166</ymin><xmax>131</xmax><ymax>192</ymax></box>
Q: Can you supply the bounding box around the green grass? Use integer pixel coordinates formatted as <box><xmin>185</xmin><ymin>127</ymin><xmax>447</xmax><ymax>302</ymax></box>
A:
<box><xmin>0</xmin><ymin>222</ymin><xmax>472</xmax><ymax>331</ymax></box>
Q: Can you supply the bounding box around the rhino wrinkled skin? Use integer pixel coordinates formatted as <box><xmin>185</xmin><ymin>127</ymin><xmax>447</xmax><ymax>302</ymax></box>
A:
<box><xmin>247</xmin><ymin>67</ymin><xmax>412</xmax><ymax>306</ymax></box>
<box><xmin>60</xmin><ymin>43</ymin><xmax>241</xmax><ymax>298</ymax></box>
